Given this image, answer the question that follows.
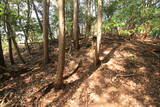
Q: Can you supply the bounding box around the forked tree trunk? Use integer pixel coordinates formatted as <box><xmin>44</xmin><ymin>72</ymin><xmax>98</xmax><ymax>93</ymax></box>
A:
<box><xmin>43</xmin><ymin>0</ymin><xmax>50</xmax><ymax>64</ymax></box>
<box><xmin>4</xmin><ymin>0</ymin><xmax>14</xmax><ymax>65</ymax></box>
<box><xmin>73</xmin><ymin>0</ymin><xmax>79</xmax><ymax>50</ymax></box>
<box><xmin>56</xmin><ymin>0</ymin><xmax>65</xmax><ymax>89</ymax></box>
<box><xmin>94</xmin><ymin>0</ymin><xmax>102</xmax><ymax>66</ymax></box>
<box><xmin>7</xmin><ymin>33</ymin><xmax>14</xmax><ymax>65</ymax></box>
<box><xmin>5</xmin><ymin>0</ymin><xmax>25</xmax><ymax>64</ymax></box>
<box><xmin>0</xmin><ymin>34</ymin><xmax>6</xmax><ymax>67</ymax></box>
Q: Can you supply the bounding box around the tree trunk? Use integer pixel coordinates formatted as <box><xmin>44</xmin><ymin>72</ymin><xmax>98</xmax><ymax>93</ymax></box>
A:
<box><xmin>85</xmin><ymin>0</ymin><xmax>92</xmax><ymax>35</ymax></box>
<box><xmin>94</xmin><ymin>0</ymin><xmax>102</xmax><ymax>66</ymax></box>
<box><xmin>39</xmin><ymin>9</ymin><xmax>54</xmax><ymax>41</ymax></box>
<box><xmin>5</xmin><ymin>0</ymin><xmax>25</xmax><ymax>64</ymax></box>
<box><xmin>12</xmin><ymin>37</ymin><xmax>25</xmax><ymax>64</ymax></box>
<box><xmin>8</xmin><ymin>37</ymin><xmax>14</xmax><ymax>65</ymax></box>
<box><xmin>25</xmin><ymin>0</ymin><xmax>31</xmax><ymax>55</ymax></box>
<box><xmin>4</xmin><ymin>0</ymin><xmax>14</xmax><ymax>65</ymax></box>
<box><xmin>73</xmin><ymin>0</ymin><xmax>79</xmax><ymax>50</ymax></box>
<box><xmin>43</xmin><ymin>0</ymin><xmax>50</xmax><ymax>64</ymax></box>
<box><xmin>56</xmin><ymin>0</ymin><xmax>65</xmax><ymax>89</ymax></box>
<box><xmin>32</xmin><ymin>0</ymin><xmax>43</xmax><ymax>31</ymax></box>
<box><xmin>0</xmin><ymin>34</ymin><xmax>6</xmax><ymax>67</ymax></box>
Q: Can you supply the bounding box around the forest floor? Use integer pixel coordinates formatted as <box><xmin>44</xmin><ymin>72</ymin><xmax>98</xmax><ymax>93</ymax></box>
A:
<box><xmin>0</xmin><ymin>35</ymin><xmax>160</xmax><ymax>107</ymax></box>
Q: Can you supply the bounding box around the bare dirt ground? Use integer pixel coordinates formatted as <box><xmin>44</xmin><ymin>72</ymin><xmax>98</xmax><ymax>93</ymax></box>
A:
<box><xmin>0</xmin><ymin>36</ymin><xmax>160</xmax><ymax>107</ymax></box>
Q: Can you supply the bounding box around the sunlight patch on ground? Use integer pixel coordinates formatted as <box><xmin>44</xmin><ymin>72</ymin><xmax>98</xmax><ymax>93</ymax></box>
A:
<box><xmin>24</xmin><ymin>76</ymin><xmax>32</xmax><ymax>83</ymax></box>
<box><xmin>103</xmin><ymin>50</ymin><xmax>111</xmax><ymax>55</ymax></box>
<box><xmin>139</xmin><ymin>67</ymin><xmax>147</xmax><ymax>73</ymax></box>
<box><xmin>118</xmin><ymin>93</ymin><xmax>144</xmax><ymax>107</ymax></box>
<box><xmin>105</xmin><ymin>58</ymin><xmax>125</xmax><ymax>71</ymax></box>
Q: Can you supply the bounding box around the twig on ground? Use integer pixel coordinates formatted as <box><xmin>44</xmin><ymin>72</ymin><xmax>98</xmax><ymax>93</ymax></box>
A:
<box><xmin>63</xmin><ymin>60</ymin><xmax>82</xmax><ymax>80</ymax></box>
<box><xmin>112</xmin><ymin>74</ymin><xmax>142</xmax><ymax>81</ymax></box>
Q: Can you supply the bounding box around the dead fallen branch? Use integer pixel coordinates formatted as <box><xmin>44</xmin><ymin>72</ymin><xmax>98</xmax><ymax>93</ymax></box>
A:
<box><xmin>150</xmin><ymin>51</ymin><xmax>160</xmax><ymax>59</ymax></box>
<box><xmin>63</xmin><ymin>60</ymin><xmax>82</xmax><ymax>80</ymax></box>
<box><xmin>112</xmin><ymin>74</ymin><xmax>143</xmax><ymax>81</ymax></box>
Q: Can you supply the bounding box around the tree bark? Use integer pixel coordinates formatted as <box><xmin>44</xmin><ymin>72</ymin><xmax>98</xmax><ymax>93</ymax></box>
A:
<box><xmin>12</xmin><ymin>37</ymin><xmax>25</xmax><ymax>64</ymax></box>
<box><xmin>39</xmin><ymin>9</ymin><xmax>54</xmax><ymax>41</ymax></box>
<box><xmin>85</xmin><ymin>0</ymin><xmax>92</xmax><ymax>35</ymax></box>
<box><xmin>8</xmin><ymin>37</ymin><xmax>14</xmax><ymax>65</ymax></box>
<box><xmin>4</xmin><ymin>0</ymin><xmax>14</xmax><ymax>65</ymax></box>
<box><xmin>56</xmin><ymin>0</ymin><xmax>65</xmax><ymax>89</ymax></box>
<box><xmin>25</xmin><ymin>0</ymin><xmax>31</xmax><ymax>55</ymax></box>
<box><xmin>43</xmin><ymin>0</ymin><xmax>50</xmax><ymax>64</ymax></box>
<box><xmin>73</xmin><ymin>0</ymin><xmax>79</xmax><ymax>50</ymax></box>
<box><xmin>32</xmin><ymin>0</ymin><xmax>43</xmax><ymax>31</ymax></box>
<box><xmin>5</xmin><ymin>0</ymin><xmax>25</xmax><ymax>64</ymax></box>
<box><xmin>0</xmin><ymin>34</ymin><xmax>6</xmax><ymax>67</ymax></box>
<box><xmin>94</xmin><ymin>0</ymin><xmax>102</xmax><ymax>66</ymax></box>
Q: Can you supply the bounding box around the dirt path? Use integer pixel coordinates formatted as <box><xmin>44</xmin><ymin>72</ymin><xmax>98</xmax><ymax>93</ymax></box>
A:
<box><xmin>0</xmin><ymin>37</ymin><xmax>160</xmax><ymax>107</ymax></box>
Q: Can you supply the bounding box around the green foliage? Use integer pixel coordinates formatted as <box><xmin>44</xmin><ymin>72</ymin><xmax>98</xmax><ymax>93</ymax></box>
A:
<box><xmin>0</xmin><ymin>4</ymin><xmax>4</xmax><ymax>16</ymax></box>
<box><xmin>103</xmin><ymin>0</ymin><xmax>160</xmax><ymax>37</ymax></box>
<box><xmin>65</xmin><ymin>21</ymin><xmax>73</xmax><ymax>35</ymax></box>
<box><xmin>150</xmin><ymin>30</ymin><xmax>160</xmax><ymax>39</ymax></box>
<box><xmin>119</xmin><ymin>30</ymin><xmax>131</xmax><ymax>35</ymax></box>
<box><xmin>127</xmin><ymin>56</ymin><xmax>137</xmax><ymax>65</ymax></box>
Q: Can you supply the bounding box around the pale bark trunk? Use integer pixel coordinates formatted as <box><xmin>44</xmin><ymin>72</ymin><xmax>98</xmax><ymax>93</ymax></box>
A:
<box><xmin>56</xmin><ymin>0</ymin><xmax>65</xmax><ymax>89</ymax></box>
<box><xmin>94</xmin><ymin>0</ymin><xmax>102</xmax><ymax>66</ymax></box>
<box><xmin>43</xmin><ymin>0</ymin><xmax>50</xmax><ymax>64</ymax></box>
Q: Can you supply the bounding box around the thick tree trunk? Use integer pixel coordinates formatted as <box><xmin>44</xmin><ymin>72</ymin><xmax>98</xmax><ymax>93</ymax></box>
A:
<box><xmin>56</xmin><ymin>0</ymin><xmax>65</xmax><ymax>89</ymax></box>
<box><xmin>73</xmin><ymin>0</ymin><xmax>79</xmax><ymax>50</ymax></box>
<box><xmin>94</xmin><ymin>0</ymin><xmax>102</xmax><ymax>66</ymax></box>
<box><xmin>43</xmin><ymin>0</ymin><xmax>50</xmax><ymax>64</ymax></box>
<box><xmin>0</xmin><ymin>34</ymin><xmax>6</xmax><ymax>67</ymax></box>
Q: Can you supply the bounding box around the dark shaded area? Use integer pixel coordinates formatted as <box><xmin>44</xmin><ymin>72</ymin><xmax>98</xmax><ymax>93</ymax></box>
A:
<box><xmin>0</xmin><ymin>37</ymin><xmax>160</xmax><ymax>107</ymax></box>
<box><xmin>39</xmin><ymin>44</ymin><xmax>118</xmax><ymax>107</ymax></box>
<box><xmin>0</xmin><ymin>66</ymin><xmax>32</xmax><ymax>83</ymax></box>
<box><xmin>102</xmin><ymin>43</ymin><xmax>121</xmax><ymax>63</ymax></box>
<box><xmin>45</xmin><ymin>63</ymin><xmax>101</xmax><ymax>107</ymax></box>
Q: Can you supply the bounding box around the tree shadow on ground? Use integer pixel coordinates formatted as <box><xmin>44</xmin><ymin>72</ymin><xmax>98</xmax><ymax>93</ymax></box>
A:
<box><xmin>31</xmin><ymin>44</ymin><xmax>120</xmax><ymax>107</ymax></box>
<box><xmin>101</xmin><ymin>43</ymin><xmax>121</xmax><ymax>63</ymax></box>
<box><xmin>123</xmin><ymin>41</ymin><xmax>160</xmax><ymax>106</ymax></box>
<box><xmin>93</xmin><ymin>39</ymin><xmax>160</xmax><ymax>106</ymax></box>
